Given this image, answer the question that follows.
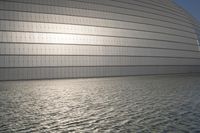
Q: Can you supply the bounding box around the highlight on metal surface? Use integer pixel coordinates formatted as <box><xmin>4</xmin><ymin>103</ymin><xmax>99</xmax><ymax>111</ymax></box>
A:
<box><xmin>0</xmin><ymin>0</ymin><xmax>200</xmax><ymax>80</ymax></box>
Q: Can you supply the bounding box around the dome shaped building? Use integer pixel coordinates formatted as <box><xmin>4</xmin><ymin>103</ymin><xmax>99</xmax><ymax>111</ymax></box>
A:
<box><xmin>0</xmin><ymin>0</ymin><xmax>200</xmax><ymax>80</ymax></box>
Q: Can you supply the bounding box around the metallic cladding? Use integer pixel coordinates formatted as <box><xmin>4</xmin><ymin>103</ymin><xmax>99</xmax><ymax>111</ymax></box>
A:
<box><xmin>0</xmin><ymin>0</ymin><xmax>200</xmax><ymax>80</ymax></box>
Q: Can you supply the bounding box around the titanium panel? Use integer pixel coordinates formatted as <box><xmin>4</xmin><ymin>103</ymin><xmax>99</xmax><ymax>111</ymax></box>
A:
<box><xmin>0</xmin><ymin>0</ymin><xmax>200</xmax><ymax>80</ymax></box>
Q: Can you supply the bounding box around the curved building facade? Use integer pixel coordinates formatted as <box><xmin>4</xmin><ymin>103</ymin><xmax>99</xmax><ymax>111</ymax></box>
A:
<box><xmin>0</xmin><ymin>0</ymin><xmax>200</xmax><ymax>80</ymax></box>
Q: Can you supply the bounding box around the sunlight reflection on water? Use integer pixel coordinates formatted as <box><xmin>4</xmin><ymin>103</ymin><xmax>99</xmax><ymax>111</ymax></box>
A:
<box><xmin>0</xmin><ymin>74</ymin><xmax>200</xmax><ymax>132</ymax></box>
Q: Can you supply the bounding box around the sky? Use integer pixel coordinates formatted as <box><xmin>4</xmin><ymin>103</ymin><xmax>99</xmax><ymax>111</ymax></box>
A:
<box><xmin>173</xmin><ymin>0</ymin><xmax>200</xmax><ymax>21</ymax></box>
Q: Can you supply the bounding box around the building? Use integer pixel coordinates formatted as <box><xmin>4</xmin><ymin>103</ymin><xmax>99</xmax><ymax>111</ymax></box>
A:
<box><xmin>0</xmin><ymin>0</ymin><xmax>200</xmax><ymax>80</ymax></box>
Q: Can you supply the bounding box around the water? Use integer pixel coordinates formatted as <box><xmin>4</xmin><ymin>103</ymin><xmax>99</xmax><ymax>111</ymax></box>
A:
<box><xmin>0</xmin><ymin>74</ymin><xmax>200</xmax><ymax>133</ymax></box>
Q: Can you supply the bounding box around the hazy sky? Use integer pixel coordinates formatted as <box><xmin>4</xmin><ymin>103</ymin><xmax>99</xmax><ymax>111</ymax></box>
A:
<box><xmin>174</xmin><ymin>0</ymin><xmax>200</xmax><ymax>21</ymax></box>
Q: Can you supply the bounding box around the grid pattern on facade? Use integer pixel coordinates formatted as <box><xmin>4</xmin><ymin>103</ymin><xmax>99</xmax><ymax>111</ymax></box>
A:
<box><xmin>0</xmin><ymin>0</ymin><xmax>200</xmax><ymax>80</ymax></box>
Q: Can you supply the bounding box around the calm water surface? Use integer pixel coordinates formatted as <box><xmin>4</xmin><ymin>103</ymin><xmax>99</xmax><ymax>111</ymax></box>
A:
<box><xmin>0</xmin><ymin>74</ymin><xmax>200</xmax><ymax>133</ymax></box>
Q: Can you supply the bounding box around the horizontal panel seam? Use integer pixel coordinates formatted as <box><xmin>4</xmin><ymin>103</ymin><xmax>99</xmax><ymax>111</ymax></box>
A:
<box><xmin>70</xmin><ymin>0</ymin><xmax>192</xmax><ymax>25</ymax></box>
<box><xmin>0</xmin><ymin>31</ymin><xmax>196</xmax><ymax>45</ymax></box>
<box><xmin>0</xmin><ymin>10</ymin><xmax>195</xmax><ymax>34</ymax></box>
<box><xmin>0</xmin><ymin>30</ymin><xmax>196</xmax><ymax>40</ymax></box>
<box><xmin>0</xmin><ymin>1</ymin><xmax>196</xmax><ymax>30</ymax></box>
<box><xmin>1</xmin><ymin>65</ymin><xmax>200</xmax><ymax>69</ymax></box>
<box><xmin>0</xmin><ymin>55</ymin><xmax>200</xmax><ymax>59</ymax></box>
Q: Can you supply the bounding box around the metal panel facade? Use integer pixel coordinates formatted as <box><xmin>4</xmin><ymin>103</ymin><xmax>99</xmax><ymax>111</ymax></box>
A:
<box><xmin>0</xmin><ymin>0</ymin><xmax>200</xmax><ymax>80</ymax></box>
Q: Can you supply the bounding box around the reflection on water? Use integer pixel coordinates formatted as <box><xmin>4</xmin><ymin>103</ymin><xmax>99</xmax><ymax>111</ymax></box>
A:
<box><xmin>0</xmin><ymin>74</ymin><xmax>200</xmax><ymax>132</ymax></box>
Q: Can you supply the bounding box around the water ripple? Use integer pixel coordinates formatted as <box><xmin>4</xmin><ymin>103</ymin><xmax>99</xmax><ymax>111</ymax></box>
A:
<box><xmin>0</xmin><ymin>74</ymin><xmax>200</xmax><ymax>132</ymax></box>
